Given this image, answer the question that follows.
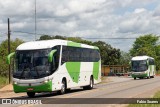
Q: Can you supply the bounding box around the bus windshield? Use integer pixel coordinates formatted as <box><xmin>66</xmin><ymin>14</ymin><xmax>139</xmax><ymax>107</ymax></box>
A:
<box><xmin>14</xmin><ymin>49</ymin><xmax>53</xmax><ymax>79</ymax></box>
<box><xmin>131</xmin><ymin>60</ymin><xmax>148</xmax><ymax>72</ymax></box>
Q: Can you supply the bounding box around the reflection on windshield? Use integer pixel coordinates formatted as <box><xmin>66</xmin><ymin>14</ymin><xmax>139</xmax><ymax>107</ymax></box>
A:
<box><xmin>14</xmin><ymin>49</ymin><xmax>52</xmax><ymax>79</ymax></box>
<box><xmin>131</xmin><ymin>60</ymin><xmax>148</xmax><ymax>72</ymax></box>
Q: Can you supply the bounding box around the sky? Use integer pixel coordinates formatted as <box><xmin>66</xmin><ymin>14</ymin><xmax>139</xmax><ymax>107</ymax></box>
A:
<box><xmin>0</xmin><ymin>0</ymin><xmax>160</xmax><ymax>52</ymax></box>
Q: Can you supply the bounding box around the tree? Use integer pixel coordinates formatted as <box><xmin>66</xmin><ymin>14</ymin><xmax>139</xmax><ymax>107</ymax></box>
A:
<box><xmin>0</xmin><ymin>38</ymin><xmax>24</xmax><ymax>76</ymax></box>
<box><xmin>39</xmin><ymin>35</ymin><xmax>52</xmax><ymax>40</ymax></box>
<box><xmin>119</xmin><ymin>51</ymin><xmax>131</xmax><ymax>65</ymax></box>
<box><xmin>130</xmin><ymin>34</ymin><xmax>160</xmax><ymax>70</ymax></box>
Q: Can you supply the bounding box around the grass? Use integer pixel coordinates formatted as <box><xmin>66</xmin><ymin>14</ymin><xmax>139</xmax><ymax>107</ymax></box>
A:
<box><xmin>153</xmin><ymin>91</ymin><xmax>160</xmax><ymax>98</ymax></box>
<box><xmin>128</xmin><ymin>91</ymin><xmax>160</xmax><ymax>107</ymax></box>
<box><xmin>0</xmin><ymin>76</ymin><xmax>9</xmax><ymax>88</ymax></box>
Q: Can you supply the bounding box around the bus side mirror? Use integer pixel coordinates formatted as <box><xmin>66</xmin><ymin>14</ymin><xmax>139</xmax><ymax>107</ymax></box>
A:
<box><xmin>48</xmin><ymin>50</ymin><xmax>57</xmax><ymax>63</ymax></box>
<box><xmin>6</xmin><ymin>52</ymin><xmax>15</xmax><ymax>65</ymax></box>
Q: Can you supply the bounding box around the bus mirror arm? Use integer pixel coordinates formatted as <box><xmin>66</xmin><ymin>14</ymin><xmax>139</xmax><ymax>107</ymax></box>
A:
<box><xmin>6</xmin><ymin>52</ymin><xmax>15</xmax><ymax>65</ymax></box>
<box><xmin>129</xmin><ymin>61</ymin><xmax>131</xmax><ymax>65</ymax></box>
<box><xmin>48</xmin><ymin>49</ymin><xmax>57</xmax><ymax>63</ymax></box>
<box><xmin>147</xmin><ymin>60</ymin><xmax>149</xmax><ymax>66</ymax></box>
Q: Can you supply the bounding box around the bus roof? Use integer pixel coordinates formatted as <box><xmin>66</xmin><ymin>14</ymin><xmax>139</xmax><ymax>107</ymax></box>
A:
<box><xmin>131</xmin><ymin>56</ymin><xmax>154</xmax><ymax>61</ymax></box>
<box><xmin>16</xmin><ymin>39</ymin><xmax>99</xmax><ymax>50</ymax></box>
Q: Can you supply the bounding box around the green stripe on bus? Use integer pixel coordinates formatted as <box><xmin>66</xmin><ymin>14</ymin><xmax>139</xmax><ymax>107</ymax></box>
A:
<box><xmin>93</xmin><ymin>61</ymin><xmax>100</xmax><ymax>80</ymax></box>
<box><xmin>131</xmin><ymin>73</ymin><xmax>148</xmax><ymax>78</ymax></box>
<box><xmin>67</xmin><ymin>42</ymin><xmax>81</xmax><ymax>47</ymax></box>
<box><xmin>66</xmin><ymin>62</ymin><xmax>81</xmax><ymax>83</ymax></box>
<box><xmin>13</xmin><ymin>81</ymin><xmax>52</xmax><ymax>93</ymax></box>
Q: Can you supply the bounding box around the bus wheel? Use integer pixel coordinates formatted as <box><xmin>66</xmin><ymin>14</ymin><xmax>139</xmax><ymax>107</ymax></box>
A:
<box><xmin>88</xmin><ymin>76</ymin><xmax>94</xmax><ymax>89</ymax></box>
<box><xmin>83</xmin><ymin>76</ymin><xmax>93</xmax><ymax>90</ymax></box>
<box><xmin>66</xmin><ymin>88</ymin><xmax>71</xmax><ymax>93</ymax></box>
<box><xmin>147</xmin><ymin>73</ymin><xmax>150</xmax><ymax>79</ymax></box>
<box><xmin>27</xmin><ymin>92</ymin><xmax>35</xmax><ymax>98</ymax></box>
<box><xmin>134</xmin><ymin>77</ymin><xmax>136</xmax><ymax>80</ymax></box>
<box><xmin>59</xmin><ymin>80</ymin><xmax>66</xmax><ymax>95</ymax></box>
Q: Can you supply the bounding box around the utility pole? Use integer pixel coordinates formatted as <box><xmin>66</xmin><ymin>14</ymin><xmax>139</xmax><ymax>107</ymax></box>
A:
<box><xmin>35</xmin><ymin>0</ymin><xmax>37</xmax><ymax>40</ymax></box>
<box><xmin>8</xmin><ymin>18</ymin><xmax>11</xmax><ymax>84</ymax></box>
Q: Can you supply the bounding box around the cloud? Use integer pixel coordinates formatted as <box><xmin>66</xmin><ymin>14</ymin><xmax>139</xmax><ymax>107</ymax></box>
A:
<box><xmin>134</xmin><ymin>8</ymin><xmax>147</xmax><ymax>14</ymax></box>
<box><xmin>0</xmin><ymin>0</ymin><xmax>160</xmax><ymax>52</ymax></box>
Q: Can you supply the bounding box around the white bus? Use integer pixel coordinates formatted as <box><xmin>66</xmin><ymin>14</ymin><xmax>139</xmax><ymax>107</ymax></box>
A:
<box><xmin>131</xmin><ymin>56</ymin><xmax>156</xmax><ymax>80</ymax></box>
<box><xmin>7</xmin><ymin>39</ymin><xmax>101</xmax><ymax>97</ymax></box>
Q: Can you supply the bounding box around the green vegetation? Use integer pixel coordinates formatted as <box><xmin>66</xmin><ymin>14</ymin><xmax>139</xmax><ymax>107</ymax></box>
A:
<box><xmin>119</xmin><ymin>51</ymin><xmax>131</xmax><ymax>65</ymax></box>
<box><xmin>128</xmin><ymin>91</ymin><xmax>160</xmax><ymax>107</ymax></box>
<box><xmin>153</xmin><ymin>91</ymin><xmax>160</xmax><ymax>98</ymax></box>
<box><xmin>128</xmin><ymin>103</ymin><xmax>159</xmax><ymax>107</ymax></box>
<box><xmin>0</xmin><ymin>76</ymin><xmax>8</xmax><ymax>88</ymax></box>
<box><xmin>0</xmin><ymin>38</ymin><xmax>23</xmax><ymax>76</ymax></box>
<box><xmin>0</xmin><ymin>38</ymin><xmax>23</xmax><ymax>88</ymax></box>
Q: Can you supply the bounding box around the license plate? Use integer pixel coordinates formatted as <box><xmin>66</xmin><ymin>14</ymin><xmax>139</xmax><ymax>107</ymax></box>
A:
<box><xmin>27</xmin><ymin>88</ymin><xmax>33</xmax><ymax>91</ymax></box>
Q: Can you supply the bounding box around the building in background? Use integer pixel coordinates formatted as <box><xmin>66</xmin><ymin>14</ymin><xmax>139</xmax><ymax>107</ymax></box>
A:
<box><xmin>101</xmin><ymin>65</ymin><xmax>129</xmax><ymax>76</ymax></box>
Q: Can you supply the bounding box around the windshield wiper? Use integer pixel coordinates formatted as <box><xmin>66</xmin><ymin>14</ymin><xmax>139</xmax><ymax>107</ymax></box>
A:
<box><xmin>35</xmin><ymin>69</ymin><xmax>40</xmax><ymax>78</ymax></box>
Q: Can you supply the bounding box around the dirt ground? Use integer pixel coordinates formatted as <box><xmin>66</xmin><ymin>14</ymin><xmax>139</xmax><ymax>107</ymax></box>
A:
<box><xmin>0</xmin><ymin>83</ymin><xmax>26</xmax><ymax>98</ymax></box>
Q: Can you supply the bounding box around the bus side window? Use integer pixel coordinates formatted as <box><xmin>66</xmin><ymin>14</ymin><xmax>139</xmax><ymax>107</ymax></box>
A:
<box><xmin>62</xmin><ymin>46</ymin><xmax>68</xmax><ymax>64</ymax></box>
<box><xmin>149</xmin><ymin>59</ymin><xmax>154</xmax><ymax>65</ymax></box>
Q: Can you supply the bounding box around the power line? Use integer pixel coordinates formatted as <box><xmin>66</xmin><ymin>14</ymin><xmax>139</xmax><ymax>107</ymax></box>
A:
<box><xmin>12</xmin><ymin>31</ymin><xmax>46</xmax><ymax>36</ymax></box>
<box><xmin>12</xmin><ymin>31</ymin><xmax>136</xmax><ymax>39</ymax></box>
<box><xmin>83</xmin><ymin>37</ymin><xmax>136</xmax><ymax>39</ymax></box>
<box><xmin>11</xmin><ymin>30</ymin><xmax>160</xmax><ymax>40</ymax></box>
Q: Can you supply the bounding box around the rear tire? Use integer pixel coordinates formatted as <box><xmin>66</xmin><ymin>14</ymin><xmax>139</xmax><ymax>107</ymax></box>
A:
<box><xmin>134</xmin><ymin>77</ymin><xmax>136</xmax><ymax>80</ymax></box>
<box><xmin>66</xmin><ymin>88</ymin><xmax>71</xmax><ymax>93</ymax></box>
<box><xmin>147</xmin><ymin>73</ymin><xmax>150</xmax><ymax>79</ymax></box>
<box><xmin>27</xmin><ymin>92</ymin><xmax>35</xmax><ymax>98</ymax></box>
<box><xmin>83</xmin><ymin>76</ymin><xmax>93</xmax><ymax>90</ymax></box>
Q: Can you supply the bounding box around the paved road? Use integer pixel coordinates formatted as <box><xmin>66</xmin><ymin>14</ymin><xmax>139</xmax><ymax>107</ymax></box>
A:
<box><xmin>1</xmin><ymin>76</ymin><xmax>160</xmax><ymax>107</ymax></box>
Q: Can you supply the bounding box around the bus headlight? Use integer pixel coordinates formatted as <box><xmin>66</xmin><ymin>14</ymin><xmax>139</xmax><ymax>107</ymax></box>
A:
<box><xmin>13</xmin><ymin>81</ymin><xmax>17</xmax><ymax>84</ymax></box>
<box><xmin>42</xmin><ymin>80</ymin><xmax>49</xmax><ymax>83</ymax></box>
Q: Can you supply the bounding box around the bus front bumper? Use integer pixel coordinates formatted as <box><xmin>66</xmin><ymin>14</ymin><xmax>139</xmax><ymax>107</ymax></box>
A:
<box><xmin>131</xmin><ymin>73</ymin><xmax>148</xmax><ymax>78</ymax></box>
<box><xmin>13</xmin><ymin>81</ymin><xmax>52</xmax><ymax>93</ymax></box>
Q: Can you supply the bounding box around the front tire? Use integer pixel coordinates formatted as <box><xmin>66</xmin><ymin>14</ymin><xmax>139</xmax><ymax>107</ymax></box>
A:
<box><xmin>134</xmin><ymin>77</ymin><xmax>136</xmax><ymax>80</ymax></box>
<box><xmin>27</xmin><ymin>92</ymin><xmax>35</xmax><ymax>98</ymax></box>
<box><xmin>58</xmin><ymin>80</ymin><xmax>66</xmax><ymax>95</ymax></box>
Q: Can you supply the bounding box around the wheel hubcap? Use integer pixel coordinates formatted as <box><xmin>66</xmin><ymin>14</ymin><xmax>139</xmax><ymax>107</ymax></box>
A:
<box><xmin>91</xmin><ymin>79</ymin><xmax>93</xmax><ymax>88</ymax></box>
<box><xmin>61</xmin><ymin>83</ymin><xmax>65</xmax><ymax>93</ymax></box>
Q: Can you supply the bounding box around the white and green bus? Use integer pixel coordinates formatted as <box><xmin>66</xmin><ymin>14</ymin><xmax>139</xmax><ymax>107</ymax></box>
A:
<box><xmin>7</xmin><ymin>39</ymin><xmax>101</xmax><ymax>97</ymax></box>
<box><xmin>131</xmin><ymin>56</ymin><xmax>155</xmax><ymax>80</ymax></box>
